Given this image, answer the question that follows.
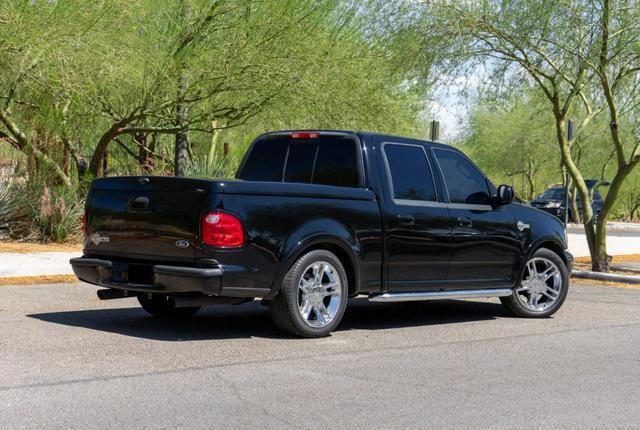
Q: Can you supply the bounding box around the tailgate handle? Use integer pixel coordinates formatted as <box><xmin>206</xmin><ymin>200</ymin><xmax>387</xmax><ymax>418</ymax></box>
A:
<box><xmin>128</xmin><ymin>196</ymin><xmax>150</xmax><ymax>212</ymax></box>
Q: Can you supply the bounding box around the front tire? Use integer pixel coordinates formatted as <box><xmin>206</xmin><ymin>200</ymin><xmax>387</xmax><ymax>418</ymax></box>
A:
<box><xmin>269</xmin><ymin>250</ymin><xmax>348</xmax><ymax>338</ymax></box>
<box><xmin>501</xmin><ymin>248</ymin><xmax>569</xmax><ymax>318</ymax></box>
<box><xmin>137</xmin><ymin>294</ymin><xmax>200</xmax><ymax>319</ymax></box>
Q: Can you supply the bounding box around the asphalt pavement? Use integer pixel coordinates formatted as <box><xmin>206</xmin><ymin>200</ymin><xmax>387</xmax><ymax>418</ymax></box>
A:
<box><xmin>1</xmin><ymin>282</ymin><xmax>639</xmax><ymax>429</ymax></box>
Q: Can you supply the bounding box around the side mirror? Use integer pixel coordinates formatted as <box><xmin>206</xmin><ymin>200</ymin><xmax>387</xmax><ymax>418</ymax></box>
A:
<box><xmin>496</xmin><ymin>184</ymin><xmax>515</xmax><ymax>205</ymax></box>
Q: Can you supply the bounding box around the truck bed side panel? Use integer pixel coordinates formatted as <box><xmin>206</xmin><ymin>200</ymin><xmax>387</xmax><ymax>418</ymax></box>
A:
<box><xmin>198</xmin><ymin>191</ymin><xmax>382</xmax><ymax>296</ymax></box>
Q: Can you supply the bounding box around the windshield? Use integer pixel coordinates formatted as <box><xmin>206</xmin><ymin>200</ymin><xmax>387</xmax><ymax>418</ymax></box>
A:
<box><xmin>538</xmin><ymin>187</ymin><xmax>602</xmax><ymax>202</ymax></box>
<box><xmin>538</xmin><ymin>188</ymin><xmax>565</xmax><ymax>200</ymax></box>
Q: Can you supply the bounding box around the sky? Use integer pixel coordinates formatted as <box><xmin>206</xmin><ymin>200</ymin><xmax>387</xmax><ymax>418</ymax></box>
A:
<box><xmin>423</xmin><ymin>70</ymin><xmax>485</xmax><ymax>142</ymax></box>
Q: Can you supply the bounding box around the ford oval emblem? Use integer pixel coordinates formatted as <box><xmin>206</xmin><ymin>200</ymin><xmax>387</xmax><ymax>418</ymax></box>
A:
<box><xmin>175</xmin><ymin>240</ymin><xmax>190</xmax><ymax>249</ymax></box>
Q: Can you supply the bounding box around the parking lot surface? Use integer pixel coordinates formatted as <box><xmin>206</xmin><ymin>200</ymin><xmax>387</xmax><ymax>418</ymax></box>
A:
<box><xmin>1</xmin><ymin>282</ymin><xmax>639</xmax><ymax>429</ymax></box>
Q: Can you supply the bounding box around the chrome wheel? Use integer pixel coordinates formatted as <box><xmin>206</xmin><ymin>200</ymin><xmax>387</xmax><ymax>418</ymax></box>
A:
<box><xmin>516</xmin><ymin>257</ymin><xmax>562</xmax><ymax>312</ymax></box>
<box><xmin>297</xmin><ymin>261</ymin><xmax>342</xmax><ymax>328</ymax></box>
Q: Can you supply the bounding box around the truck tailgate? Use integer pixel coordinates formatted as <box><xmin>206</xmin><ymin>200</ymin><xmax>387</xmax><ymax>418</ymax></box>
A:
<box><xmin>85</xmin><ymin>176</ymin><xmax>211</xmax><ymax>262</ymax></box>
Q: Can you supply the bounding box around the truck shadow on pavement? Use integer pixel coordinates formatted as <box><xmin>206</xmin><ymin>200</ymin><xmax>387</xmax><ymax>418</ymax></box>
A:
<box><xmin>28</xmin><ymin>298</ymin><xmax>509</xmax><ymax>341</ymax></box>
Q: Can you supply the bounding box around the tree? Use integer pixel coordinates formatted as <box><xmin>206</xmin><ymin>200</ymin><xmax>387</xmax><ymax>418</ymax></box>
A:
<box><xmin>0</xmin><ymin>0</ymin><xmax>116</xmax><ymax>187</ymax></box>
<box><xmin>1</xmin><ymin>0</ymin><xmax>430</xmax><ymax>184</ymax></box>
<box><xmin>414</xmin><ymin>0</ymin><xmax>640</xmax><ymax>271</ymax></box>
<box><xmin>85</xmin><ymin>0</ymin><xmax>402</xmax><ymax>178</ymax></box>
<box><xmin>463</xmin><ymin>90</ymin><xmax>560</xmax><ymax>200</ymax></box>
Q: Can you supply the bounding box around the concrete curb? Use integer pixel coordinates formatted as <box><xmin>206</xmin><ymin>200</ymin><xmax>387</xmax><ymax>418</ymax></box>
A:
<box><xmin>0</xmin><ymin>274</ymin><xmax>78</xmax><ymax>286</ymax></box>
<box><xmin>572</xmin><ymin>270</ymin><xmax>640</xmax><ymax>284</ymax></box>
<box><xmin>610</xmin><ymin>264</ymin><xmax>640</xmax><ymax>274</ymax></box>
<box><xmin>607</xmin><ymin>222</ymin><xmax>640</xmax><ymax>231</ymax></box>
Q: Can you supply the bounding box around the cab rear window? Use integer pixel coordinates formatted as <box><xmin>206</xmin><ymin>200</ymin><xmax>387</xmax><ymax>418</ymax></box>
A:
<box><xmin>237</xmin><ymin>134</ymin><xmax>361</xmax><ymax>188</ymax></box>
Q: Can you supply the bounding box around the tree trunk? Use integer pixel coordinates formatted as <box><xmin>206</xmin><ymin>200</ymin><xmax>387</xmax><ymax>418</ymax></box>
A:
<box><xmin>553</xmin><ymin>114</ymin><xmax>599</xmax><ymax>265</ymax></box>
<box><xmin>174</xmin><ymin>75</ymin><xmax>190</xmax><ymax>177</ymax></box>
<box><xmin>525</xmin><ymin>159</ymin><xmax>535</xmax><ymax>201</ymax></box>
<box><xmin>149</xmin><ymin>133</ymin><xmax>157</xmax><ymax>172</ymax></box>
<box><xmin>62</xmin><ymin>145</ymin><xmax>70</xmax><ymax>176</ymax></box>
<box><xmin>0</xmin><ymin>109</ymin><xmax>72</xmax><ymax>188</ymax></box>
<box><xmin>591</xmin><ymin>220</ymin><xmax>611</xmax><ymax>272</ymax></box>
<box><xmin>590</xmin><ymin>164</ymin><xmax>633</xmax><ymax>271</ymax></box>
<box><xmin>135</xmin><ymin>133</ymin><xmax>153</xmax><ymax>174</ymax></box>
<box><xmin>207</xmin><ymin>120</ymin><xmax>222</xmax><ymax>171</ymax></box>
<box><xmin>76</xmin><ymin>158</ymin><xmax>87</xmax><ymax>179</ymax></box>
<box><xmin>569</xmin><ymin>184</ymin><xmax>580</xmax><ymax>223</ymax></box>
<box><xmin>102</xmin><ymin>147</ymin><xmax>108</xmax><ymax>177</ymax></box>
<box><xmin>89</xmin><ymin>116</ymin><xmax>137</xmax><ymax>177</ymax></box>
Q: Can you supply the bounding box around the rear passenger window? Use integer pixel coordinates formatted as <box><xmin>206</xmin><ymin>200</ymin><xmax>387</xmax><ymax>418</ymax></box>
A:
<box><xmin>433</xmin><ymin>148</ymin><xmax>491</xmax><ymax>205</ymax></box>
<box><xmin>238</xmin><ymin>139</ymin><xmax>288</xmax><ymax>182</ymax></box>
<box><xmin>284</xmin><ymin>143</ymin><xmax>317</xmax><ymax>183</ymax></box>
<box><xmin>383</xmin><ymin>144</ymin><xmax>437</xmax><ymax>202</ymax></box>
<box><xmin>313</xmin><ymin>140</ymin><xmax>359</xmax><ymax>187</ymax></box>
<box><xmin>237</xmin><ymin>135</ymin><xmax>361</xmax><ymax>188</ymax></box>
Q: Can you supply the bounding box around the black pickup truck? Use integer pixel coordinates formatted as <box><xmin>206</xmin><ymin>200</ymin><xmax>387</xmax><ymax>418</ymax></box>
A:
<box><xmin>71</xmin><ymin>130</ymin><xmax>572</xmax><ymax>337</ymax></box>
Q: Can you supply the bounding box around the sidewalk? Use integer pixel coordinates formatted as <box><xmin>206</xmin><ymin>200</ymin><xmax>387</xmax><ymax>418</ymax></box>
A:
<box><xmin>0</xmin><ymin>252</ymin><xmax>79</xmax><ymax>277</ymax></box>
<box><xmin>567</xmin><ymin>231</ymin><xmax>639</xmax><ymax>257</ymax></box>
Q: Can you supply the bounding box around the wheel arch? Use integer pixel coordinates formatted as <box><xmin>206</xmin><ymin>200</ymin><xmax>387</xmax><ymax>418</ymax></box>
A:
<box><xmin>523</xmin><ymin>238</ymin><xmax>570</xmax><ymax>280</ymax></box>
<box><xmin>268</xmin><ymin>234</ymin><xmax>361</xmax><ymax>299</ymax></box>
<box><xmin>529</xmin><ymin>240</ymin><xmax>567</xmax><ymax>263</ymax></box>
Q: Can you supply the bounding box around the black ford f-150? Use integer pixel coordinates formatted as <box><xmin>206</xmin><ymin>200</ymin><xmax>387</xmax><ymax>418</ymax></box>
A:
<box><xmin>71</xmin><ymin>130</ymin><xmax>573</xmax><ymax>337</ymax></box>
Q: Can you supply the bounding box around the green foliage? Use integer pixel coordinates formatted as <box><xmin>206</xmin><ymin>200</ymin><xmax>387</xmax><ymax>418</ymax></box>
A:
<box><xmin>0</xmin><ymin>178</ymin><xmax>83</xmax><ymax>243</ymax></box>
<box><xmin>2</xmin><ymin>0</ymin><xmax>639</xmax><ymax>258</ymax></box>
<box><xmin>616</xmin><ymin>170</ymin><xmax>640</xmax><ymax>222</ymax></box>
<box><xmin>0</xmin><ymin>181</ymin><xmax>31</xmax><ymax>240</ymax></box>
<box><xmin>30</xmin><ymin>183</ymin><xmax>84</xmax><ymax>243</ymax></box>
<box><xmin>0</xmin><ymin>0</ymin><xmax>430</xmax><ymax>241</ymax></box>
<box><xmin>186</xmin><ymin>151</ymin><xmax>242</xmax><ymax>180</ymax></box>
<box><xmin>461</xmin><ymin>90</ymin><xmax>559</xmax><ymax>200</ymax></box>
<box><xmin>461</xmin><ymin>87</ymin><xmax>624</xmax><ymax>204</ymax></box>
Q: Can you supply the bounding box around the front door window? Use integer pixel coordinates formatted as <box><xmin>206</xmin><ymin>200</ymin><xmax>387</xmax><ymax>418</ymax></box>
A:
<box><xmin>432</xmin><ymin>148</ymin><xmax>491</xmax><ymax>206</ymax></box>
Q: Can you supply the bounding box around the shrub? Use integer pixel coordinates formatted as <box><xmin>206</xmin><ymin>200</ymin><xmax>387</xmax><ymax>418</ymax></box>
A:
<box><xmin>0</xmin><ymin>181</ymin><xmax>32</xmax><ymax>240</ymax></box>
<box><xmin>0</xmin><ymin>180</ymin><xmax>83</xmax><ymax>243</ymax></box>
<box><xmin>186</xmin><ymin>154</ymin><xmax>240</xmax><ymax>179</ymax></box>
<box><xmin>30</xmin><ymin>184</ymin><xmax>83</xmax><ymax>243</ymax></box>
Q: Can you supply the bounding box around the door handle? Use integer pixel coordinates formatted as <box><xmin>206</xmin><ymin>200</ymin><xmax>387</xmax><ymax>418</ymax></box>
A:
<box><xmin>397</xmin><ymin>214</ymin><xmax>415</xmax><ymax>226</ymax></box>
<box><xmin>457</xmin><ymin>216</ymin><xmax>473</xmax><ymax>228</ymax></box>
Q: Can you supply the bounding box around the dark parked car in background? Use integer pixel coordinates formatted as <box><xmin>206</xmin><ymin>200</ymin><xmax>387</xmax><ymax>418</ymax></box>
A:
<box><xmin>529</xmin><ymin>179</ymin><xmax>607</xmax><ymax>221</ymax></box>
<box><xmin>71</xmin><ymin>130</ymin><xmax>572</xmax><ymax>337</ymax></box>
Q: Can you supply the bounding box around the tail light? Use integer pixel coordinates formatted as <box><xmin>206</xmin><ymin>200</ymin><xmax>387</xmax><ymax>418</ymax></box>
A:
<box><xmin>81</xmin><ymin>208</ymin><xmax>87</xmax><ymax>234</ymax></box>
<box><xmin>201</xmin><ymin>211</ymin><xmax>245</xmax><ymax>248</ymax></box>
<box><xmin>290</xmin><ymin>131</ymin><xmax>320</xmax><ymax>139</ymax></box>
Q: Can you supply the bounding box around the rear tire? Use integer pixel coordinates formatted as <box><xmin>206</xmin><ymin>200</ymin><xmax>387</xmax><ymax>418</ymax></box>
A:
<box><xmin>269</xmin><ymin>250</ymin><xmax>348</xmax><ymax>338</ymax></box>
<box><xmin>501</xmin><ymin>248</ymin><xmax>569</xmax><ymax>318</ymax></box>
<box><xmin>137</xmin><ymin>294</ymin><xmax>200</xmax><ymax>319</ymax></box>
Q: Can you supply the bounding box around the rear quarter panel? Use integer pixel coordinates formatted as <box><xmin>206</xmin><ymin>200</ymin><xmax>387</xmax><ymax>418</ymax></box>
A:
<box><xmin>198</xmin><ymin>189</ymin><xmax>383</xmax><ymax>297</ymax></box>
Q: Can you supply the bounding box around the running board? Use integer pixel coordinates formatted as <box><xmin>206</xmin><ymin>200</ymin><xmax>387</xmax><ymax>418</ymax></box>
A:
<box><xmin>369</xmin><ymin>288</ymin><xmax>513</xmax><ymax>302</ymax></box>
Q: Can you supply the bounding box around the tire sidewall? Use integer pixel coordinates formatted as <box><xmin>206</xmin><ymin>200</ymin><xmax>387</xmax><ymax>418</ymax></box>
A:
<box><xmin>282</xmin><ymin>250</ymin><xmax>349</xmax><ymax>336</ymax></box>
<box><xmin>508</xmin><ymin>248</ymin><xmax>569</xmax><ymax>317</ymax></box>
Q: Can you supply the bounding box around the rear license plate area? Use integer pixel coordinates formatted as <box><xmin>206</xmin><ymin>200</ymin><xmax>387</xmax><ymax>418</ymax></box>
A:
<box><xmin>127</xmin><ymin>264</ymin><xmax>154</xmax><ymax>285</ymax></box>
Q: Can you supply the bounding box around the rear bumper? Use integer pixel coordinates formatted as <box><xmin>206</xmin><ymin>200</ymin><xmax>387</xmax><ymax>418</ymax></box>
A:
<box><xmin>70</xmin><ymin>256</ymin><xmax>265</xmax><ymax>298</ymax></box>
